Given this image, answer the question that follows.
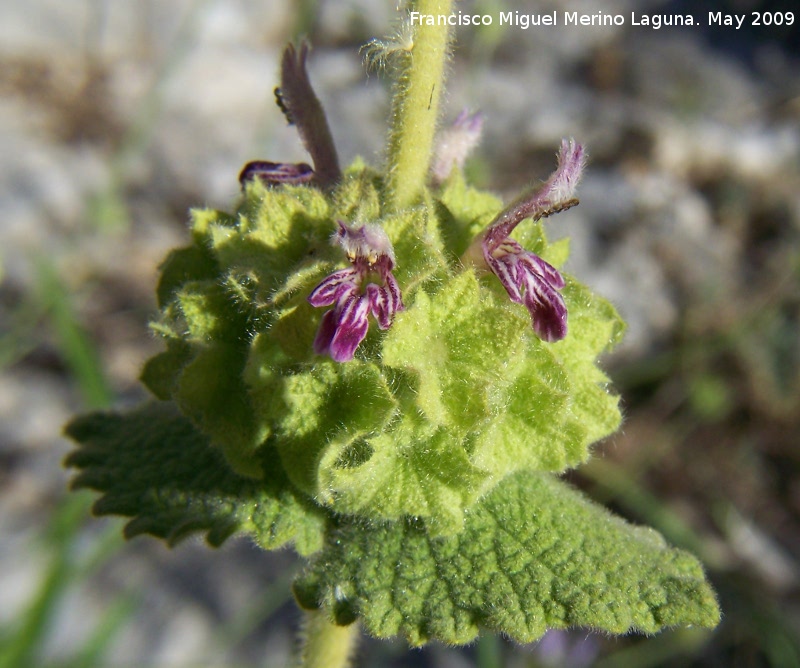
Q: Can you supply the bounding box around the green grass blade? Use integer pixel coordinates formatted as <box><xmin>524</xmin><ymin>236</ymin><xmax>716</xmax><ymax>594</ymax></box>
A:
<box><xmin>33</xmin><ymin>258</ymin><xmax>112</xmax><ymax>410</ymax></box>
<box><xmin>0</xmin><ymin>495</ymin><xmax>91</xmax><ymax>668</ymax></box>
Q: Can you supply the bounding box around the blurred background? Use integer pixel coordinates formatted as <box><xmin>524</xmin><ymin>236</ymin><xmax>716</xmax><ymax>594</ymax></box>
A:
<box><xmin>1</xmin><ymin>0</ymin><xmax>798</xmax><ymax>666</ymax></box>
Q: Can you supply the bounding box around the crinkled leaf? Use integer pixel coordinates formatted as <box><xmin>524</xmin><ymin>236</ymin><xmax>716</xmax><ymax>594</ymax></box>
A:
<box><xmin>470</xmin><ymin>276</ymin><xmax>624</xmax><ymax>474</ymax></box>
<box><xmin>319</xmin><ymin>411</ymin><xmax>490</xmax><ymax>535</ymax></box>
<box><xmin>384</xmin><ymin>269</ymin><xmax>623</xmax><ymax>478</ymax></box>
<box><xmin>267</xmin><ymin>360</ymin><xmax>398</xmax><ymax>500</ymax></box>
<box><xmin>294</xmin><ymin>471</ymin><xmax>720</xmax><ymax>645</ymax></box>
<box><xmin>175</xmin><ymin>343</ymin><xmax>267</xmax><ymax>478</ymax></box>
<box><xmin>380</xmin><ymin>194</ymin><xmax>449</xmax><ymax>294</ymax></box>
<box><xmin>140</xmin><ymin>338</ymin><xmax>193</xmax><ymax>401</ymax></box>
<box><xmin>331</xmin><ymin>161</ymin><xmax>382</xmax><ymax>222</ymax></box>
<box><xmin>155</xmin><ymin>243</ymin><xmax>220</xmax><ymax>309</ymax></box>
<box><xmin>64</xmin><ymin>402</ymin><xmax>326</xmax><ymax>555</ymax></box>
<box><xmin>208</xmin><ymin>182</ymin><xmax>333</xmax><ymax>308</ymax></box>
<box><xmin>176</xmin><ymin>280</ymin><xmax>247</xmax><ymax>343</ymax></box>
<box><xmin>383</xmin><ymin>270</ymin><xmax>528</xmax><ymax>431</ymax></box>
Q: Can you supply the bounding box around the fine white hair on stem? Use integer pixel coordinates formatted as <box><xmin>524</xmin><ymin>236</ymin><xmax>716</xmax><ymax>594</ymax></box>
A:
<box><xmin>361</xmin><ymin>19</ymin><xmax>414</xmax><ymax>73</ymax></box>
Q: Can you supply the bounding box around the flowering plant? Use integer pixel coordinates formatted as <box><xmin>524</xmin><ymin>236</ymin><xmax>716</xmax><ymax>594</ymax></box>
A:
<box><xmin>65</xmin><ymin>3</ymin><xmax>719</xmax><ymax>665</ymax></box>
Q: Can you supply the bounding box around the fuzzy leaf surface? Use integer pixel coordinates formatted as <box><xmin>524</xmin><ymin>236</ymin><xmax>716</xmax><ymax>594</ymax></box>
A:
<box><xmin>294</xmin><ymin>471</ymin><xmax>720</xmax><ymax>645</ymax></box>
<box><xmin>64</xmin><ymin>402</ymin><xmax>326</xmax><ymax>555</ymax></box>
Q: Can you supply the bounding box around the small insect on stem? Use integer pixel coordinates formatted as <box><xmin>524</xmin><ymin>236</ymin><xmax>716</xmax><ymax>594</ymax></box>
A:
<box><xmin>540</xmin><ymin>198</ymin><xmax>579</xmax><ymax>219</ymax></box>
<box><xmin>274</xmin><ymin>87</ymin><xmax>294</xmax><ymax>125</ymax></box>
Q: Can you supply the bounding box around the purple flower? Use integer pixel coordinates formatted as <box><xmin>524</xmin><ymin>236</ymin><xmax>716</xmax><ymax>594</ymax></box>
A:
<box><xmin>464</xmin><ymin>138</ymin><xmax>586</xmax><ymax>342</ymax></box>
<box><xmin>239</xmin><ymin>42</ymin><xmax>341</xmax><ymax>190</ymax></box>
<box><xmin>308</xmin><ymin>222</ymin><xmax>404</xmax><ymax>362</ymax></box>
<box><xmin>431</xmin><ymin>110</ymin><xmax>484</xmax><ymax>184</ymax></box>
<box><xmin>277</xmin><ymin>42</ymin><xmax>341</xmax><ymax>188</ymax></box>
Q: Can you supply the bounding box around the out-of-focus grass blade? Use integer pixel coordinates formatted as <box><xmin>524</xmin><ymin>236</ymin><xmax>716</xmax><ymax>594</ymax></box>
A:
<box><xmin>0</xmin><ymin>494</ymin><xmax>89</xmax><ymax>668</ymax></box>
<box><xmin>0</xmin><ymin>299</ymin><xmax>44</xmax><ymax>371</ymax></box>
<box><xmin>33</xmin><ymin>257</ymin><xmax>112</xmax><ymax>410</ymax></box>
<box><xmin>716</xmin><ymin>578</ymin><xmax>800</xmax><ymax>668</ymax></box>
<box><xmin>0</xmin><ymin>559</ymin><xmax>68</xmax><ymax>668</ymax></box>
<box><xmin>57</xmin><ymin>594</ymin><xmax>138</xmax><ymax>668</ymax></box>
<box><xmin>91</xmin><ymin>0</ymin><xmax>215</xmax><ymax>233</ymax></box>
<box><xmin>0</xmin><ymin>492</ymin><xmax>127</xmax><ymax>668</ymax></box>
<box><xmin>470</xmin><ymin>0</ymin><xmax>506</xmax><ymax>63</ymax></box>
<box><xmin>293</xmin><ymin>0</ymin><xmax>319</xmax><ymax>37</ymax></box>
<box><xmin>208</xmin><ymin>570</ymin><xmax>294</xmax><ymax>658</ymax></box>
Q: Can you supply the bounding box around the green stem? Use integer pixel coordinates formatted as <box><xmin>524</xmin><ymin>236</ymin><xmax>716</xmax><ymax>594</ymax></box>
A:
<box><xmin>385</xmin><ymin>0</ymin><xmax>454</xmax><ymax>211</ymax></box>
<box><xmin>297</xmin><ymin>611</ymin><xmax>359</xmax><ymax>668</ymax></box>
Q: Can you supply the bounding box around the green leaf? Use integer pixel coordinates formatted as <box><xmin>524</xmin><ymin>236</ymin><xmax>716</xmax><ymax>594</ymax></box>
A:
<box><xmin>331</xmin><ymin>161</ymin><xmax>382</xmax><ymax>222</ymax></box>
<box><xmin>64</xmin><ymin>402</ymin><xmax>326</xmax><ymax>555</ymax></box>
<box><xmin>211</xmin><ymin>182</ymin><xmax>333</xmax><ymax>306</ymax></box>
<box><xmin>318</xmin><ymin>411</ymin><xmax>490</xmax><ymax>535</ymax></box>
<box><xmin>470</xmin><ymin>276</ymin><xmax>624</xmax><ymax>475</ymax></box>
<box><xmin>294</xmin><ymin>471</ymin><xmax>720</xmax><ymax>646</ymax></box>
<box><xmin>379</xmin><ymin>195</ymin><xmax>449</xmax><ymax>294</ymax></box>
<box><xmin>435</xmin><ymin>172</ymin><xmax>502</xmax><ymax>257</ymax></box>
<box><xmin>176</xmin><ymin>281</ymin><xmax>237</xmax><ymax>342</ymax></box>
<box><xmin>149</xmin><ymin>270</ymin><xmax>268</xmax><ymax>477</ymax></box>
<box><xmin>175</xmin><ymin>342</ymin><xmax>267</xmax><ymax>478</ymax></box>
<box><xmin>155</xmin><ymin>243</ymin><xmax>220</xmax><ymax>309</ymax></box>
<box><xmin>268</xmin><ymin>360</ymin><xmax>398</xmax><ymax>499</ymax></box>
<box><xmin>383</xmin><ymin>270</ymin><xmax>528</xmax><ymax>431</ymax></box>
<box><xmin>139</xmin><ymin>339</ymin><xmax>193</xmax><ymax>401</ymax></box>
<box><xmin>384</xmin><ymin>269</ymin><xmax>623</xmax><ymax>479</ymax></box>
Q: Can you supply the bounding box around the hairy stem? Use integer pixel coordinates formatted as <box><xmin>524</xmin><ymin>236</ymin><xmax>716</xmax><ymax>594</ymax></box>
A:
<box><xmin>297</xmin><ymin>611</ymin><xmax>359</xmax><ymax>668</ymax></box>
<box><xmin>385</xmin><ymin>0</ymin><xmax>454</xmax><ymax>211</ymax></box>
